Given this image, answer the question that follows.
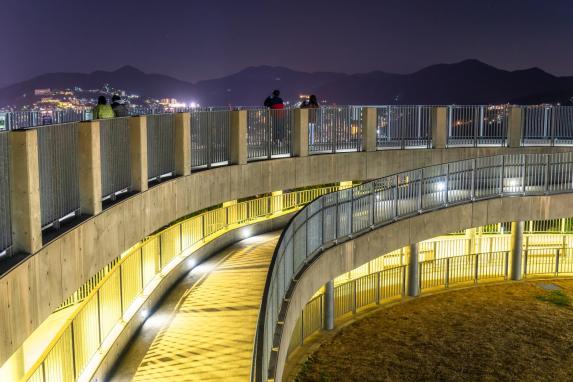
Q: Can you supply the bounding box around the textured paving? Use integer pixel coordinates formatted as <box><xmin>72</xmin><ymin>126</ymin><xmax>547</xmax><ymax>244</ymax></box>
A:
<box><xmin>109</xmin><ymin>232</ymin><xmax>279</xmax><ymax>382</ymax></box>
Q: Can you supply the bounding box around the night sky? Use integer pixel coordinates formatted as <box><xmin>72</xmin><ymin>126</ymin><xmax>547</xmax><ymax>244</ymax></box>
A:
<box><xmin>1</xmin><ymin>0</ymin><xmax>572</xmax><ymax>87</ymax></box>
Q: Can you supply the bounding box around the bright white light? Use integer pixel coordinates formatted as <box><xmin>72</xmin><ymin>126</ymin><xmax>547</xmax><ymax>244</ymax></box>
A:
<box><xmin>189</xmin><ymin>102</ymin><xmax>197</xmax><ymax>109</ymax></box>
<box><xmin>141</xmin><ymin>309</ymin><xmax>149</xmax><ymax>319</ymax></box>
<box><xmin>187</xmin><ymin>258</ymin><xmax>197</xmax><ymax>270</ymax></box>
<box><xmin>507</xmin><ymin>178</ymin><xmax>519</xmax><ymax>188</ymax></box>
<box><xmin>436</xmin><ymin>182</ymin><xmax>446</xmax><ymax>191</ymax></box>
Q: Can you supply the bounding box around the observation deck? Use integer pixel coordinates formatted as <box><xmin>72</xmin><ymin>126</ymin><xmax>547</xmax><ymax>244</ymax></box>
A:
<box><xmin>0</xmin><ymin>104</ymin><xmax>572</xmax><ymax>381</ymax></box>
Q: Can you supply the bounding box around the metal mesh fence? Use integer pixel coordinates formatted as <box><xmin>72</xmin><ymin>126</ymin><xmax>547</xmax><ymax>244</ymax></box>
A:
<box><xmin>0</xmin><ymin>132</ymin><xmax>11</xmax><ymax>255</ymax></box>
<box><xmin>100</xmin><ymin>118</ymin><xmax>131</xmax><ymax>199</ymax></box>
<box><xmin>37</xmin><ymin>123</ymin><xmax>80</xmax><ymax>227</ymax></box>
<box><xmin>308</xmin><ymin>107</ymin><xmax>362</xmax><ymax>153</ymax></box>
<box><xmin>447</xmin><ymin>105</ymin><xmax>508</xmax><ymax>146</ymax></box>
<box><xmin>247</xmin><ymin>109</ymin><xmax>293</xmax><ymax>160</ymax></box>
<box><xmin>191</xmin><ymin>110</ymin><xmax>231</xmax><ymax>168</ymax></box>
<box><xmin>147</xmin><ymin>114</ymin><xmax>176</xmax><ymax>180</ymax></box>
<box><xmin>376</xmin><ymin>106</ymin><xmax>432</xmax><ymax>149</ymax></box>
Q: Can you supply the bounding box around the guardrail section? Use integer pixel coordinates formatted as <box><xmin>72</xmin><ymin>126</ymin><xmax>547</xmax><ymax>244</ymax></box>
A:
<box><xmin>37</xmin><ymin>122</ymin><xmax>80</xmax><ymax>228</ymax></box>
<box><xmin>147</xmin><ymin>114</ymin><xmax>176</xmax><ymax>181</ymax></box>
<box><xmin>100</xmin><ymin>117</ymin><xmax>131</xmax><ymax>200</ymax></box>
<box><xmin>376</xmin><ymin>105</ymin><xmax>432</xmax><ymax>149</ymax></box>
<box><xmin>191</xmin><ymin>110</ymin><xmax>231</xmax><ymax>169</ymax></box>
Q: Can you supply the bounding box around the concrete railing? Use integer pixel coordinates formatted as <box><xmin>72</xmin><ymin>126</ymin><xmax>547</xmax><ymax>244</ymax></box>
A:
<box><xmin>253</xmin><ymin>151</ymin><xmax>573</xmax><ymax>381</ymax></box>
<box><xmin>2</xmin><ymin>105</ymin><xmax>573</xmax><ymax>261</ymax></box>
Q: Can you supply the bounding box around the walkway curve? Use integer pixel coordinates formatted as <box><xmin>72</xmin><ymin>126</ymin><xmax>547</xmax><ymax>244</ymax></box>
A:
<box><xmin>258</xmin><ymin>152</ymin><xmax>573</xmax><ymax>381</ymax></box>
<box><xmin>109</xmin><ymin>232</ymin><xmax>280</xmax><ymax>382</ymax></box>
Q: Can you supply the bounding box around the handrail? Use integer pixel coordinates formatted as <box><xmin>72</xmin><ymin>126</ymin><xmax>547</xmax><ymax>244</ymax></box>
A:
<box><xmin>252</xmin><ymin>151</ymin><xmax>573</xmax><ymax>381</ymax></box>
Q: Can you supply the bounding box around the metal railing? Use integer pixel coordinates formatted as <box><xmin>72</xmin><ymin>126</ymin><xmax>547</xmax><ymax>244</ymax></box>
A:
<box><xmin>247</xmin><ymin>109</ymin><xmax>294</xmax><ymax>160</ymax></box>
<box><xmin>254</xmin><ymin>151</ymin><xmax>573</xmax><ymax>381</ymax></box>
<box><xmin>100</xmin><ymin>118</ymin><xmax>131</xmax><ymax>200</ymax></box>
<box><xmin>0</xmin><ymin>132</ymin><xmax>11</xmax><ymax>256</ymax></box>
<box><xmin>37</xmin><ymin>122</ymin><xmax>80</xmax><ymax>228</ymax></box>
<box><xmin>0</xmin><ymin>110</ymin><xmax>92</xmax><ymax>130</ymax></box>
<box><xmin>308</xmin><ymin>107</ymin><xmax>363</xmax><ymax>154</ymax></box>
<box><xmin>447</xmin><ymin>105</ymin><xmax>508</xmax><ymax>147</ymax></box>
<box><xmin>523</xmin><ymin>105</ymin><xmax>573</xmax><ymax>146</ymax></box>
<box><xmin>376</xmin><ymin>105</ymin><xmax>432</xmax><ymax>149</ymax></box>
<box><xmin>287</xmin><ymin>245</ymin><xmax>573</xmax><ymax>353</ymax></box>
<box><xmin>147</xmin><ymin>114</ymin><xmax>175</xmax><ymax>181</ymax></box>
<box><xmin>191</xmin><ymin>110</ymin><xmax>231</xmax><ymax>169</ymax></box>
<box><xmin>21</xmin><ymin>184</ymin><xmax>345</xmax><ymax>382</ymax></box>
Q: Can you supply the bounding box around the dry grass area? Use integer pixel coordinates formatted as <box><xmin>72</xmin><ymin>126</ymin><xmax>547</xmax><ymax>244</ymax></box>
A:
<box><xmin>295</xmin><ymin>280</ymin><xmax>573</xmax><ymax>382</ymax></box>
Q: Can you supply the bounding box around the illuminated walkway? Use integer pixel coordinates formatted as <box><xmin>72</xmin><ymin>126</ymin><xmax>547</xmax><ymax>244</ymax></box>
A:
<box><xmin>109</xmin><ymin>232</ymin><xmax>280</xmax><ymax>382</ymax></box>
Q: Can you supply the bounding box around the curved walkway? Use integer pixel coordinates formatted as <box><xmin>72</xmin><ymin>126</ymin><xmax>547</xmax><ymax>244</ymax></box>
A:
<box><xmin>109</xmin><ymin>232</ymin><xmax>280</xmax><ymax>382</ymax></box>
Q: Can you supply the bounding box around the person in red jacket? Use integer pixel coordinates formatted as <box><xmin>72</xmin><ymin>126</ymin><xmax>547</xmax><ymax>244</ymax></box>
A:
<box><xmin>264</xmin><ymin>90</ymin><xmax>286</xmax><ymax>146</ymax></box>
<box><xmin>264</xmin><ymin>90</ymin><xmax>284</xmax><ymax>109</ymax></box>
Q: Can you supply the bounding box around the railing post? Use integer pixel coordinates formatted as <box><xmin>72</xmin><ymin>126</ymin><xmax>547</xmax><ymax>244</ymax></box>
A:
<box><xmin>376</xmin><ymin>272</ymin><xmax>381</xmax><ymax>304</ymax></box>
<box><xmin>174</xmin><ymin>112</ymin><xmax>191</xmax><ymax>176</ymax></box>
<box><xmin>78</xmin><ymin>120</ymin><xmax>102</xmax><ymax>215</ymax></box>
<box><xmin>9</xmin><ymin>129</ymin><xmax>42</xmax><ymax>254</ymax></box>
<box><xmin>431</xmin><ymin>106</ymin><xmax>448</xmax><ymax>149</ymax></box>
<box><xmin>362</xmin><ymin>107</ymin><xmax>377</xmax><ymax>152</ymax></box>
<box><xmin>474</xmin><ymin>253</ymin><xmax>479</xmax><ymax>285</ymax></box>
<box><xmin>508</xmin><ymin>106</ymin><xmax>523</xmax><ymax>148</ymax></box>
<box><xmin>406</xmin><ymin>243</ymin><xmax>420</xmax><ymax>297</ymax></box>
<box><xmin>230</xmin><ymin>110</ymin><xmax>247</xmax><ymax>165</ymax></box>
<box><xmin>352</xmin><ymin>279</ymin><xmax>357</xmax><ymax>314</ymax></box>
<box><xmin>129</xmin><ymin>115</ymin><xmax>148</xmax><ymax>192</ymax></box>
<box><xmin>293</xmin><ymin>108</ymin><xmax>309</xmax><ymax>157</ymax></box>
<box><xmin>323</xmin><ymin>280</ymin><xmax>335</xmax><ymax>330</ymax></box>
<box><xmin>510</xmin><ymin>221</ymin><xmax>524</xmax><ymax>280</ymax></box>
<box><xmin>555</xmin><ymin>249</ymin><xmax>560</xmax><ymax>276</ymax></box>
<box><xmin>445</xmin><ymin>257</ymin><xmax>450</xmax><ymax>288</ymax></box>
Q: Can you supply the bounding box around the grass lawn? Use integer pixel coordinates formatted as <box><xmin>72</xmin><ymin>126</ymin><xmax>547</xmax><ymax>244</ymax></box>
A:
<box><xmin>295</xmin><ymin>280</ymin><xmax>573</xmax><ymax>382</ymax></box>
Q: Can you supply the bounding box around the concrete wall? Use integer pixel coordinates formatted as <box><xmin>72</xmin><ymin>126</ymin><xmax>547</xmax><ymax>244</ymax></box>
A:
<box><xmin>0</xmin><ymin>146</ymin><xmax>571</xmax><ymax>364</ymax></box>
<box><xmin>274</xmin><ymin>193</ymin><xmax>573</xmax><ymax>381</ymax></box>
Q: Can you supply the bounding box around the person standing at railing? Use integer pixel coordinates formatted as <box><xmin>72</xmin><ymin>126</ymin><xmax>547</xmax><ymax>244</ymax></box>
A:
<box><xmin>92</xmin><ymin>96</ymin><xmax>115</xmax><ymax>119</ymax></box>
<box><xmin>264</xmin><ymin>90</ymin><xmax>286</xmax><ymax>146</ymax></box>
<box><xmin>111</xmin><ymin>94</ymin><xmax>129</xmax><ymax>117</ymax></box>
<box><xmin>301</xmin><ymin>95</ymin><xmax>320</xmax><ymax>145</ymax></box>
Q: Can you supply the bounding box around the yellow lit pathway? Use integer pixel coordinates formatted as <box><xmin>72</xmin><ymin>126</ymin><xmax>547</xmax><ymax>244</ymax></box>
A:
<box><xmin>109</xmin><ymin>232</ymin><xmax>280</xmax><ymax>382</ymax></box>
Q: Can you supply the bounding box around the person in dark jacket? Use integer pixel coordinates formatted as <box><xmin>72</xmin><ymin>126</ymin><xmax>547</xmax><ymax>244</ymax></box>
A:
<box><xmin>301</xmin><ymin>94</ymin><xmax>319</xmax><ymax>109</ymax></box>
<box><xmin>111</xmin><ymin>94</ymin><xmax>129</xmax><ymax>117</ymax></box>
<box><xmin>264</xmin><ymin>90</ymin><xmax>284</xmax><ymax>109</ymax></box>
<box><xmin>301</xmin><ymin>95</ymin><xmax>320</xmax><ymax>144</ymax></box>
<box><xmin>93</xmin><ymin>96</ymin><xmax>114</xmax><ymax>119</ymax></box>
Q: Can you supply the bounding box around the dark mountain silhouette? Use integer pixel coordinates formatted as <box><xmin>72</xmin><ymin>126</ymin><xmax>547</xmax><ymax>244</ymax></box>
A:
<box><xmin>1</xmin><ymin>59</ymin><xmax>572</xmax><ymax>107</ymax></box>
